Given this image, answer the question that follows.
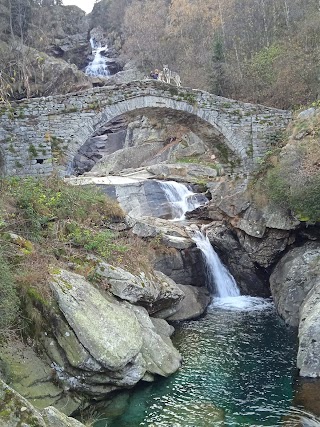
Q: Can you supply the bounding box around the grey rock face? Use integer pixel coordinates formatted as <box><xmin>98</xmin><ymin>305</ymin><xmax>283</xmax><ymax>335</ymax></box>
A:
<box><xmin>270</xmin><ymin>243</ymin><xmax>320</xmax><ymax>378</ymax></box>
<box><xmin>51</xmin><ymin>270</ymin><xmax>143</xmax><ymax>371</ymax></box>
<box><xmin>165</xmin><ymin>284</ymin><xmax>211</xmax><ymax>321</ymax></box>
<box><xmin>0</xmin><ymin>344</ymin><xmax>81</xmax><ymax>415</ymax></box>
<box><xmin>207</xmin><ymin>177</ymin><xmax>298</xmax><ymax>276</ymax></box>
<box><xmin>95</xmin><ymin>262</ymin><xmax>184</xmax><ymax>315</ymax></box>
<box><xmin>298</xmin><ymin>281</ymin><xmax>320</xmax><ymax>377</ymax></box>
<box><xmin>153</xmin><ymin>245</ymin><xmax>206</xmax><ymax>287</ymax></box>
<box><xmin>270</xmin><ymin>243</ymin><xmax>320</xmax><ymax>327</ymax></box>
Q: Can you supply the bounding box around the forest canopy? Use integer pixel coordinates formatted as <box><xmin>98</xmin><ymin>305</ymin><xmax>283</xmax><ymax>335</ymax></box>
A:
<box><xmin>0</xmin><ymin>0</ymin><xmax>319</xmax><ymax>108</ymax></box>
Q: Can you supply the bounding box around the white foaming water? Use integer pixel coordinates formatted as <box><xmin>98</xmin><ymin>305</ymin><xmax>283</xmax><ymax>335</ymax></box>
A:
<box><xmin>85</xmin><ymin>38</ymin><xmax>110</xmax><ymax>77</ymax></box>
<box><xmin>192</xmin><ymin>230</ymin><xmax>240</xmax><ymax>297</ymax></box>
<box><xmin>210</xmin><ymin>296</ymin><xmax>274</xmax><ymax>312</ymax></box>
<box><xmin>158</xmin><ymin>181</ymin><xmax>206</xmax><ymax>220</ymax></box>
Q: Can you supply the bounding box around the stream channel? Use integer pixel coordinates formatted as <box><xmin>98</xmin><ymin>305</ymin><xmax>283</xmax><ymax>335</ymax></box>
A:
<box><xmin>86</xmin><ymin>179</ymin><xmax>317</xmax><ymax>427</ymax></box>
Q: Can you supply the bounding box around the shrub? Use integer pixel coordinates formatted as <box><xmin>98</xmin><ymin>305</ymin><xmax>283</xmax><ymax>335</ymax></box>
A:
<box><xmin>4</xmin><ymin>176</ymin><xmax>124</xmax><ymax>240</ymax></box>
<box><xmin>265</xmin><ymin>114</ymin><xmax>320</xmax><ymax>222</ymax></box>
<box><xmin>64</xmin><ymin>222</ymin><xmax>127</xmax><ymax>259</ymax></box>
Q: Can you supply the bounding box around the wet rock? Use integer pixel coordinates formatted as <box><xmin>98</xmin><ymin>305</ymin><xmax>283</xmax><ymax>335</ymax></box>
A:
<box><xmin>298</xmin><ymin>282</ymin><xmax>320</xmax><ymax>377</ymax></box>
<box><xmin>294</xmin><ymin>379</ymin><xmax>320</xmax><ymax>417</ymax></box>
<box><xmin>164</xmin><ymin>284</ymin><xmax>211</xmax><ymax>321</ymax></box>
<box><xmin>147</xmin><ymin>163</ymin><xmax>218</xmax><ymax>183</ymax></box>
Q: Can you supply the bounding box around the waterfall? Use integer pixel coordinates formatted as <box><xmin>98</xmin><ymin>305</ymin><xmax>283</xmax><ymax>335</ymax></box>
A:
<box><xmin>192</xmin><ymin>230</ymin><xmax>240</xmax><ymax>298</ymax></box>
<box><xmin>158</xmin><ymin>181</ymin><xmax>207</xmax><ymax>221</ymax></box>
<box><xmin>85</xmin><ymin>38</ymin><xmax>110</xmax><ymax>77</ymax></box>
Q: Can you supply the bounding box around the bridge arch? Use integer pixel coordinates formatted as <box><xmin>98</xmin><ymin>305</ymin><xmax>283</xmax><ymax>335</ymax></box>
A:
<box><xmin>72</xmin><ymin>101</ymin><xmax>242</xmax><ymax>175</ymax></box>
<box><xmin>0</xmin><ymin>81</ymin><xmax>291</xmax><ymax>177</ymax></box>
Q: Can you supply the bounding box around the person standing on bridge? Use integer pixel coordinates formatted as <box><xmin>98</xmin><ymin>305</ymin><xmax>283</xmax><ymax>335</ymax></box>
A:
<box><xmin>150</xmin><ymin>69</ymin><xmax>159</xmax><ymax>79</ymax></box>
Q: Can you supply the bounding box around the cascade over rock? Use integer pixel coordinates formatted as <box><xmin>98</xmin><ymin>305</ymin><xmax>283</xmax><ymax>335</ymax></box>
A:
<box><xmin>205</xmin><ymin>222</ymin><xmax>269</xmax><ymax>296</ymax></box>
<box><xmin>204</xmin><ymin>176</ymin><xmax>299</xmax><ymax>285</ymax></box>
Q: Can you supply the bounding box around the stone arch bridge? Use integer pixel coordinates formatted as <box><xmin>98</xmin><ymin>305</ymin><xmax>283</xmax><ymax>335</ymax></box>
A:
<box><xmin>0</xmin><ymin>80</ymin><xmax>291</xmax><ymax>177</ymax></box>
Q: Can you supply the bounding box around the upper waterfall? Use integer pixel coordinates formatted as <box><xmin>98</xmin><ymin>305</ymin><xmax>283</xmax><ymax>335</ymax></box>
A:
<box><xmin>158</xmin><ymin>181</ymin><xmax>207</xmax><ymax>221</ymax></box>
<box><xmin>192</xmin><ymin>230</ymin><xmax>240</xmax><ymax>298</ymax></box>
<box><xmin>85</xmin><ymin>38</ymin><xmax>110</xmax><ymax>77</ymax></box>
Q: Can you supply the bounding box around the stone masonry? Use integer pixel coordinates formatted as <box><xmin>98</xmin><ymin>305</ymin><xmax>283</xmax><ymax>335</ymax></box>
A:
<box><xmin>0</xmin><ymin>80</ymin><xmax>291</xmax><ymax>177</ymax></box>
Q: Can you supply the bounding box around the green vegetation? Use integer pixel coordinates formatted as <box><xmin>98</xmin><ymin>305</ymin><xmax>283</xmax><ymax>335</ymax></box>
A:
<box><xmin>0</xmin><ymin>176</ymin><xmax>160</xmax><ymax>337</ymax></box>
<box><xmin>4</xmin><ymin>176</ymin><xmax>124</xmax><ymax>241</ymax></box>
<box><xmin>257</xmin><ymin>111</ymin><xmax>320</xmax><ymax>223</ymax></box>
<box><xmin>64</xmin><ymin>222</ymin><xmax>127</xmax><ymax>259</ymax></box>
<box><xmin>0</xmin><ymin>176</ymin><xmax>128</xmax><ymax>335</ymax></box>
<box><xmin>248</xmin><ymin>44</ymin><xmax>282</xmax><ymax>85</ymax></box>
<box><xmin>28</xmin><ymin>144</ymin><xmax>38</xmax><ymax>158</ymax></box>
<box><xmin>50</xmin><ymin>135</ymin><xmax>67</xmax><ymax>164</ymax></box>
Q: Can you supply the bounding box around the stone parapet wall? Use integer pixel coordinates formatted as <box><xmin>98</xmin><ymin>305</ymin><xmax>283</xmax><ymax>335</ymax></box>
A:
<box><xmin>0</xmin><ymin>80</ymin><xmax>291</xmax><ymax>177</ymax></box>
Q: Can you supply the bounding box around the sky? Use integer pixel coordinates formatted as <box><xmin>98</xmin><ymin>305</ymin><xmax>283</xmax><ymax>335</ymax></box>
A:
<box><xmin>63</xmin><ymin>0</ymin><xmax>95</xmax><ymax>14</ymax></box>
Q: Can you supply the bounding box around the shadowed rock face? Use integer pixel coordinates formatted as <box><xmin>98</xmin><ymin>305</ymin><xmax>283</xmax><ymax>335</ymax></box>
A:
<box><xmin>270</xmin><ymin>243</ymin><xmax>320</xmax><ymax>378</ymax></box>
<box><xmin>270</xmin><ymin>243</ymin><xmax>320</xmax><ymax>327</ymax></box>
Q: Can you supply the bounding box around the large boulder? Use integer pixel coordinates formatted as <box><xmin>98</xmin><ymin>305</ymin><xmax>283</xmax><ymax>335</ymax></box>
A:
<box><xmin>153</xmin><ymin>244</ymin><xmax>206</xmax><ymax>287</ymax></box>
<box><xmin>44</xmin><ymin>269</ymin><xmax>181</xmax><ymax>397</ymax></box>
<box><xmin>165</xmin><ymin>284</ymin><xmax>211</xmax><ymax>321</ymax></box>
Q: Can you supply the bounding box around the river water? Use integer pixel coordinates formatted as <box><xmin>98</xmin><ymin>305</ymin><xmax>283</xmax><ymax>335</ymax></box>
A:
<box><xmin>92</xmin><ymin>297</ymin><xmax>305</xmax><ymax>427</ymax></box>
<box><xmin>88</xmin><ymin>181</ymin><xmax>318</xmax><ymax>426</ymax></box>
